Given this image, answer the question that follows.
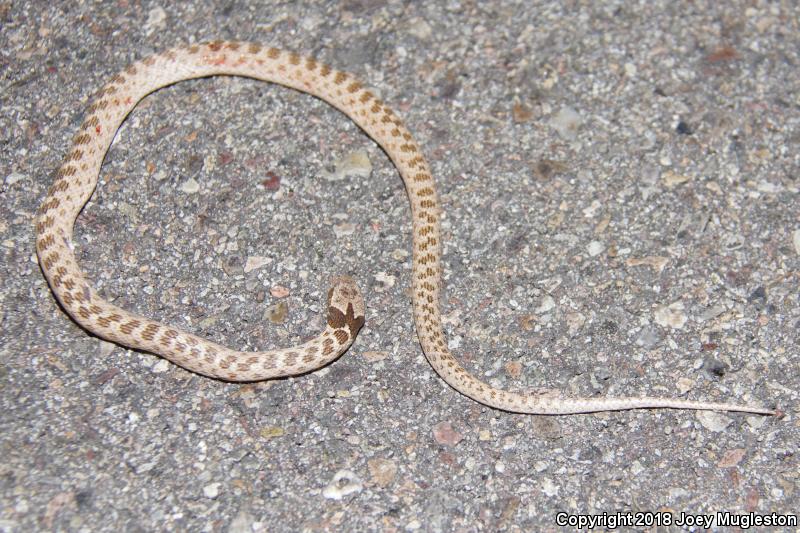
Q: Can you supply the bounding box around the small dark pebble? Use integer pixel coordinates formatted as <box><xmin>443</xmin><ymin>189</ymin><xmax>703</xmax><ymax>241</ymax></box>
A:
<box><xmin>75</xmin><ymin>489</ymin><xmax>93</xmax><ymax>509</ymax></box>
<box><xmin>703</xmin><ymin>358</ymin><xmax>728</xmax><ymax>377</ymax></box>
<box><xmin>676</xmin><ymin>121</ymin><xmax>692</xmax><ymax>135</ymax></box>
<box><xmin>748</xmin><ymin>286</ymin><xmax>767</xmax><ymax>303</ymax></box>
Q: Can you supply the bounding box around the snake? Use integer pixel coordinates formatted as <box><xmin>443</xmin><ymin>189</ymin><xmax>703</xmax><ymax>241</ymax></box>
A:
<box><xmin>35</xmin><ymin>41</ymin><xmax>777</xmax><ymax>416</ymax></box>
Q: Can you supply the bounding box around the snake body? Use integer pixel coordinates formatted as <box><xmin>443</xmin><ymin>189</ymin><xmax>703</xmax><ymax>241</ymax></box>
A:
<box><xmin>36</xmin><ymin>41</ymin><xmax>776</xmax><ymax>415</ymax></box>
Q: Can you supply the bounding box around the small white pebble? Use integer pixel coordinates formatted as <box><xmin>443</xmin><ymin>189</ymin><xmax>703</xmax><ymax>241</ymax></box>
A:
<box><xmin>145</xmin><ymin>7</ymin><xmax>167</xmax><ymax>32</ymax></box>
<box><xmin>392</xmin><ymin>248</ymin><xmax>409</xmax><ymax>261</ymax></box>
<box><xmin>654</xmin><ymin>301</ymin><xmax>687</xmax><ymax>329</ymax></box>
<box><xmin>669</xmin><ymin>487</ymin><xmax>690</xmax><ymax>499</ymax></box>
<box><xmin>99</xmin><ymin>340</ymin><xmax>117</xmax><ymax>357</ymax></box>
<box><xmin>676</xmin><ymin>377</ymin><xmax>694</xmax><ymax>395</ymax></box>
<box><xmin>14</xmin><ymin>499</ymin><xmax>29</xmax><ymax>514</ymax></box>
<box><xmin>540</xmin><ymin>477</ymin><xmax>559</xmax><ymax>497</ymax></box>
<box><xmin>535</xmin><ymin>295</ymin><xmax>555</xmax><ymax>314</ymax></box>
<box><xmin>550</xmin><ymin>107</ymin><xmax>582</xmax><ymax>140</ymax></box>
<box><xmin>756</xmin><ymin>180</ymin><xmax>781</xmax><ymax>193</ymax></box>
<box><xmin>661</xmin><ymin>170</ymin><xmax>691</xmax><ymax>187</ymax></box>
<box><xmin>152</xmin><ymin>359</ymin><xmax>171</xmax><ymax>373</ymax></box>
<box><xmin>362</xmin><ymin>351</ymin><xmax>389</xmax><ymax>363</ymax></box>
<box><xmin>582</xmin><ymin>199</ymin><xmax>602</xmax><ymax>218</ymax></box>
<box><xmin>405</xmin><ymin>519</ymin><xmax>422</xmax><ymax>531</ymax></box>
<box><xmin>180</xmin><ymin>178</ymin><xmax>200</xmax><ymax>194</ymax></box>
<box><xmin>244</xmin><ymin>256</ymin><xmax>271</xmax><ymax>273</ymax></box>
<box><xmin>323</xmin><ymin>150</ymin><xmax>372</xmax><ymax>181</ymax></box>
<box><xmin>322</xmin><ymin>470</ymin><xmax>362</xmax><ymax>500</ymax></box>
<box><xmin>203</xmin><ymin>482</ymin><xmax>221</xmax><ymax>499</ymax></box>
<box><xmin>587</xmin><ymin>240</ymin><xmax>605</xmax><ymax>257</ymax></box>
<box><xmin>5</xmin><ymin>172</ymin><xmax>24</xmax><ymax>186</ymax></box>
<box><xmin>696</xmin><ymin>411</ymin><xmax>732</xmax><ymax>432</ymax></box>
<box><xmin>374</xmin><ymin>271</ymin><xmax>396</xmax><ymax>290</ymax></box>
<box><xmin>333</xmin><ymin>222</ymin><xmax>356</xmax><ymax>237</ymax></box>
<box><xmin>407</xmin><ymin>17</ymin><xmax>432</xmax><ymax>40</ymax></box>
<box><xmin>447</xmin><ymin>336</ymin><xmax>462</xmax><ymax>350</ymax></box>
<box><xmin>228</xmin><ymin>510</ymin><xmax>255</xmax><ymax>533</ymax></box>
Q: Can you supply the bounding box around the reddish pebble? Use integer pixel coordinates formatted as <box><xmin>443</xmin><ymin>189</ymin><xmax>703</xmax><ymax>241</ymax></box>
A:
<box><xmin>262</xmin><ymin>171</ymin><xmax>281</xmax><ymax>191</ymax></box>
<box><xmin>270</xmin><ymin>285</ymin><xmax>290</xmax><ymax>298</ymax></box>
<box><xmin>432</xmin><ymin>421</ymin><xmax>463</xmax><ymax>447</ymax></box>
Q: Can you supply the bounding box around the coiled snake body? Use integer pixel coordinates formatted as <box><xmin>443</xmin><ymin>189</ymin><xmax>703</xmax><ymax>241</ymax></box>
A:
<box><xmin>36</xmin><ymin>41</ymin><xmax>776</xmax><ymax>416</ymax></box>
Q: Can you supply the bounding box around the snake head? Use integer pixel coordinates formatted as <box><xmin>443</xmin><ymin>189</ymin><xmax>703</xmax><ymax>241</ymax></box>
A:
<box><xmin>326</xmin><ymin>276</ymin><xmax>366</xmax><ymax>338</ymax></box>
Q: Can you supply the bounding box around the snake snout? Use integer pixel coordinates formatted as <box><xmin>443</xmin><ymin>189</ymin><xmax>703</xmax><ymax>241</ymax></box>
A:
<box><xmin>326</xmin><ymin>276</ymin><xmax>366</xmax><ymax>336</ymax></box>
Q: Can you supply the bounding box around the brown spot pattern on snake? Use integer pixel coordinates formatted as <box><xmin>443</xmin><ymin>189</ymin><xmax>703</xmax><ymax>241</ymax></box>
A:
<box><xmin>141</xmin><ymin>323</ymin><xmax>159</xmax><ymax>341</ymax></box>
<box><xmin>322</xmin><ymin>338</ymin><xmax>334</xmax><ymax>356</ymax></box>
<box><xmin>120</xmin><ymin>319</ymin><xmax>141</xmax><ymax>335</ymax></box>
<box><xmin>334</xmin><ymin>330</ymin><xmax>349</xmax><ymax>345</ymax></box>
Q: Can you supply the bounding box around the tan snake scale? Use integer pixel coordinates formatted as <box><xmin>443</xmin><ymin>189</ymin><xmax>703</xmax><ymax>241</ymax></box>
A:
<box><xmin>35</xmin><ymin>41</ymin><xmax>777</xmax><ymax>416</ymax></box>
